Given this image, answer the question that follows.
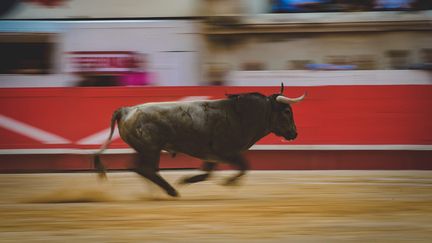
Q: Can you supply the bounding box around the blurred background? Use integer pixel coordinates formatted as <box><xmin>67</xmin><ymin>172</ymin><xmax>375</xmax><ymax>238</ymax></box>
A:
<box><xmin>0</xmin><ymin>0</ymin><xmax>431</xmax><ymax>171</ymax></box>
<box><xmin>0</xmin><ymin>0</ymin><xmax>431</xmax><ymax>87</ymax></box>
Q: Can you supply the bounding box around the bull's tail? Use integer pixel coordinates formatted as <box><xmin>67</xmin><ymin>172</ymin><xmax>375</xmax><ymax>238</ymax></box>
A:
<box><xmin>93</xmin><ymin>108</ymin><xmax>123</xmax><ymax>180</ymax></box>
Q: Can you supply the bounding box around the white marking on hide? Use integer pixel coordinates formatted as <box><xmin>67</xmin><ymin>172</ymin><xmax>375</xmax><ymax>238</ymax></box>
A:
<box><xmin>135</xmin><ymin>96</ymin><xmax>217</xmax><ymax>109</ymax></box>
<box><xmin>0</xmin><ymin>114</ymin><xmax>71</xmax><ymax>144</ymax></box>
<box><xmin>123</xmin><ymin>108</ymin><xmax>138</xmax><ymax>122</ymax></box>
<box><xmin>178</xmin><ymin>96</ymin><xmax>210</xmax><ymax>102</ymax></box>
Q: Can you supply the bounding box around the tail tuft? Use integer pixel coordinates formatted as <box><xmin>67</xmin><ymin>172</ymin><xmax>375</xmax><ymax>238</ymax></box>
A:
<box><xmin>93</xmin><ymin>107</ymin><xmax>123</xmax><ymax>181</ymax></box>
<box><xmin>93</xmin><ymin>154</ymin><xmax>107</xmax><ymax>180</ymax></box>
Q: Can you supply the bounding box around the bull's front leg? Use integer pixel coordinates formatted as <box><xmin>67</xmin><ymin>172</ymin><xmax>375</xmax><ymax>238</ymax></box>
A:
<box><xmin>178</xmin><ymin>161</ymin><xmax>217</xmax><ymax>185</ymax></box>
<box><xmin>222</xmin><ymin>154</ymin><xmax>249</xmax><ymax>186</ymax></box>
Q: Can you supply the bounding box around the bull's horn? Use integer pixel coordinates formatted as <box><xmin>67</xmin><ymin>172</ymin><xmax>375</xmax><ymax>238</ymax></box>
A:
<box><xmin>276</xmin><ymin>93</ymin><xmax>306</xmax><ymax>104</ymax></box>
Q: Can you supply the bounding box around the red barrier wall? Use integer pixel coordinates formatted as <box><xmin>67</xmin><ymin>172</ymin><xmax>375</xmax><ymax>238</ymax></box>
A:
<box><xmin>0</xmin><ymin>86</ymin><xmax>431</xmax><ymax>171</ymax></box>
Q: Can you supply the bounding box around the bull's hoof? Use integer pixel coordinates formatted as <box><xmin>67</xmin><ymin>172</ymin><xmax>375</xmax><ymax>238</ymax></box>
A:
<box><xmin>177</xmin><ymin>177</ymin><xmax>190</xmax><ymax>185</ymax></box>
<box><xmin>167</xmin><ymin>189</ymin><xmax>180</xmax><ymax>197</ymax></box>
<box><xmin>177</xmin><ymin>174</ymin><xmax>209</xmax><ymax>185</ymax></box>
<box><xmin>98</xmin><ymin>172</ymin><xmax>108</xmax><ymax>181</ymax></box>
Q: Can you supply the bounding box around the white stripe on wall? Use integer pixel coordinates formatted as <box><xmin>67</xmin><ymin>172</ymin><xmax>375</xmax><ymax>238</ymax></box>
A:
<box><xmin>0</xmin><ymin>145</ymin><xmax>431</xmax><ymax>155</ymax></box>
<box><xmin>76</xmin><ymin>127</ymin><xmax>120</xmax><ymax>145</ymax></box>
<box><xmin>0</xmin><ymin>114</ymin><xmax>71</xmax><ymax>144</ymax></box>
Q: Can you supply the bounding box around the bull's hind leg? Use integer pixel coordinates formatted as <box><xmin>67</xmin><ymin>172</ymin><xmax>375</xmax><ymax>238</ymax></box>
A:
<box><xmin>222</xmin><ymin>154</ymin><xmax>249</xmax><ymax>186</ymax></box>
<box><xmin>178</xmin><ymin>161</ymin><xmax>217</xmax><ymax>185</ymax></box>
<box><xmin>134</xmin><ymin>151</ymin><xmax>179</xmax><ymax>197</ymax></box>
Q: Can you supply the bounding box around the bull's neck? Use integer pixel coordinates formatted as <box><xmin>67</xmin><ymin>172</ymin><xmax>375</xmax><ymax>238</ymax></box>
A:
<box><xmin>245</xmin><ymin>128</ymin><xmax>271</xmax><ymax>149</ymax></box>
<box><xmin>241</xmin><ymin>98</ymin><xmax>273</xmax><ymax>149</ymax></box>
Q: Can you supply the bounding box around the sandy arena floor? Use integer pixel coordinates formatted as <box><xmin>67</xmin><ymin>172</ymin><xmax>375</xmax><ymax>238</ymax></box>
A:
<box><xmin>0</xmin><ymin>170</ymin><xmax>431</xmax><ymax>242</ymax></box>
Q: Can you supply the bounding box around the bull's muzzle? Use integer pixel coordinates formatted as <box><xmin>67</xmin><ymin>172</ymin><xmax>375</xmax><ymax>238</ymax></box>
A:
<box><xmin>285</xmin><ymin>131</ymin><xmax>297</xmax><ymax>141</ymax></box>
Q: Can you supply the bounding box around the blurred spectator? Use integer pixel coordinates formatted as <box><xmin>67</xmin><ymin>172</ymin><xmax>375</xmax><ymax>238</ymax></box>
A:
<box><xmin>386</xmin><ymin>50</ymin><xmax>411</xmax><ymax>69</ymax></box>
<box><xmin>0</xmin><ymin>0</ymin><xmax>19</xmax><ymax>16</ymax></box>
<box><xmin>271</xmin><ymin>0</ymin><xmax>330</xmax><ymax>13</ymax></box>
<box><xmin>118</xmin><ymin>53</ymin><xmax>154</xmax><ymax>86</ymax></box>
<box><xmin>352</xmin><ymin>55</ymin><xmax>377</xmax><ymax>70</ymax></box>
<box><xmin>343</xmin><ymin>0</ymin><xmax>374</xmax><ymax>11</ymax></box>
<box><xmin>306</xmin><ymin>63</ymin><xmax>357</xmax><ymax>70</ymax></box>
<box><xmin>1</xmin><ymin>0</ymin><xmax>68</xmax><ymax>17</ymax></box>
<box><xmin>409</xmin><ymin>49</ymin><xmax>432</xmax><ymax>70</ymax></box>
<box><xmin>289</xmin><ymin>60</ymin><xmax>313</xmax><ymax>69</ymax></box>
<box><xmin>374</xmin><ymin>0</ymin><xmax>414</xmax><ymax>10</ymax></box>
<box><xmin>241</xmin><ymin>61</ymin><xmax>266</xmax><ymax>71</ymax></box>
<box><xmin>412</xmin><ymin>0</ymin><xmax>432</xmax><ymax>10</ymax></box>
<box><xmin>207</xmin><ymin>63</ymin><xmax>229</xmax><ymax>86</ymax></box>
<box><xmin>271</xmin><ymin>0</ymin><xmax>430</xmax><ymax>12</ymax></box>
<box><xmin>306</xmin><ymin>55</ymin><xmax>357</xmax><ymax>70</ymax></box>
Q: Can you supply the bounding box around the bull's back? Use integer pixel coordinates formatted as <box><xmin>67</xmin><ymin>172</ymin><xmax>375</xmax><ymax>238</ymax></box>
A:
<box><xmin>117</xmin><ymin>100</ymin><xmax>233</xmax><ymax>155</ymax></box>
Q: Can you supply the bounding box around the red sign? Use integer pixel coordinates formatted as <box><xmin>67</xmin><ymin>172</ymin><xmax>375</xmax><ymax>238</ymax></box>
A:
<box><xmin>68</xmin><ymin>51</ymin><xmax>135</xmax><ymax>73</ymax></box>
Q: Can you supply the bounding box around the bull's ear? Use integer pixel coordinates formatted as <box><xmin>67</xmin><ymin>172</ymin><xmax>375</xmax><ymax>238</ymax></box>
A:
<box><xmin>280</xmin><ymin>82</ymin><xmax>284</xmax><ymax>95</ymax></box>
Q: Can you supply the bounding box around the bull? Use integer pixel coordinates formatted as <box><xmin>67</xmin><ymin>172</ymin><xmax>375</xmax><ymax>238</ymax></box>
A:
<box><xmin>94</xmin><ymin>84</ymin><xmax>305</xmax><ymax>197</ymax></box>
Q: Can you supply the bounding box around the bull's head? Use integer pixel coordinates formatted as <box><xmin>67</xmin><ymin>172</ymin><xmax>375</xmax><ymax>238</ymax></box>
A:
<box><xmin>269</xmin><ymin>83</ymin><xmax>305</xmax><ymax>141</ymax></box>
